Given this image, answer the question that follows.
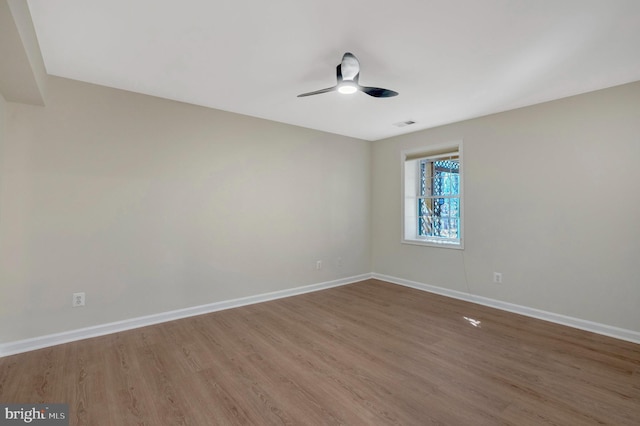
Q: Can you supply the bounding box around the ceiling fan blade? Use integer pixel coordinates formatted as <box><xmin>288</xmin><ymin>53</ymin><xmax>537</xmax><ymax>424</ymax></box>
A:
<box><xmin>360</xmin><ymin>86</ymin><xmax>399</xmax><ymax>98</ymax></box>
<box><xmin>297</xmin><ymin>86</ymin><xmax>337</xmax><ymax>97</ymax></box>
<box><xmin>340</xmin><ymin>52</ymin><xmax>360</xmax><ymax>81</ymax></box>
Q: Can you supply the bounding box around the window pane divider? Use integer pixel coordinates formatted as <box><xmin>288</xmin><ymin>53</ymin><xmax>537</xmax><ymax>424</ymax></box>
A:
<box><xmin>417</xmin><ymin>195</ymin><xmax>460</xmax><ymax>199</ymax></box>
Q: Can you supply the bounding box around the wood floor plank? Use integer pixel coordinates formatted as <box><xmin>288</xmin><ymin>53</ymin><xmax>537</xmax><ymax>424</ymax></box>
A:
<box><xmin>1</xmin><ymin>279</ymin><xmax>639</xmax><ymax>425</ymax></box>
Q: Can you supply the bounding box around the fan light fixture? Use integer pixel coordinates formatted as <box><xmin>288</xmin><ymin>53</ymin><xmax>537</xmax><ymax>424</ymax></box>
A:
<box><xmin>297</xmin><ymin>52</ymin><xmax>398</xmax><ymax>98</ymax></box>
<box><xmin>338</xmin><ymin>82</ymin><xmax>358</xmax><ymax>94</ymax></box>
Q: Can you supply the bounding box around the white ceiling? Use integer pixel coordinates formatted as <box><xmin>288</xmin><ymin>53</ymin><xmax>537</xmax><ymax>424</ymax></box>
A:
<box><xmin>27</xmin><ymin>0</ymin><xmax>640</xmax><ymax>141</ymax></box>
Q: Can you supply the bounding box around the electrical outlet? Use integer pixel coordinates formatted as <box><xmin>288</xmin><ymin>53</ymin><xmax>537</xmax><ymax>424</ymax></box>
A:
<box><xmin>316</xmin><ymin>260</ymin><xmax>322</xmax><ymax>270</ymax></box>
<box><xmin>493</xmin><ymin>272</ymin><xmax>503</xmax><ymax>284</ymax></box>
<box><xmin>72</xmin><ymin>292</ymin><xmax>85</xmax><ymax>307</ymax></box>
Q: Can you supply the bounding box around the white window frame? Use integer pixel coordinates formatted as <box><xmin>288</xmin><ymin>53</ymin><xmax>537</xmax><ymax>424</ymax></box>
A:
<box><xmin>401</xmin><ymin>141</ymin><xmax>464</xmax><ymax>249</ymax></box>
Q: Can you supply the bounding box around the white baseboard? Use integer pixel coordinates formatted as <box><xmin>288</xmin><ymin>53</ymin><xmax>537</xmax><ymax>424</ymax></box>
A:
<box><xmin>372</xmin><ymin>273</ymin><xmax>640</xmax><ymax>345</ymax></box>
<box><xmin>0</xmin><ymin>273</ymin><xmax>373</xmax><ymax>357</ymax></box>
<box><xmin>3</xmin><ymin>272</ymin><xmax>637</xmax><ymax>357</ymax></box>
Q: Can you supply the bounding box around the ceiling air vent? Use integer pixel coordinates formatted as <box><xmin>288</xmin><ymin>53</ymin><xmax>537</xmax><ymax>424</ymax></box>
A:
<box><xmin>393</xmin><ymin>120</ymin><xmax>416</xmax><ymax>128</ymax></box>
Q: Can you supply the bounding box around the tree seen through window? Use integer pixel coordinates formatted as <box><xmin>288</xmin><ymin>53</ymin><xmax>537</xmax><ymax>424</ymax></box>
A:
<box><xmin>418</xmin><ymin>159</ymin><xmax>460</xmax><ymax>239</ymax></box>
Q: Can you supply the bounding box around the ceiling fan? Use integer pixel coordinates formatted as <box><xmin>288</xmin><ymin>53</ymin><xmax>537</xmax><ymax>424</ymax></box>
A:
<box><xmin>297</xmin><ymin>52</ymin><xmax>398</xmax><ymax>98</ymax></box>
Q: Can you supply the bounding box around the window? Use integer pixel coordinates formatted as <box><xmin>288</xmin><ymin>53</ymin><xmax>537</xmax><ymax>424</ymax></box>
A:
<box><xmin>402</xmin><ymin>143</ymin><xmax>463</xmax><ymax>248</ymax></box>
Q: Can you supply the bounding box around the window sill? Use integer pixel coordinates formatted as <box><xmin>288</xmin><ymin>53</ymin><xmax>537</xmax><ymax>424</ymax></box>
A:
<box><xmin>402</xmin><ymin>238</ymin><xmax>464</xmax><ymax>250</ymax></box>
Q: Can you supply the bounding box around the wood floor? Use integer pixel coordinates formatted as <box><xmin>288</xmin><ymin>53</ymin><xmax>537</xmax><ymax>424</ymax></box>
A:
<box><xmin>1</xmin><ymin>279</ymin><xmax>639</xmax><ymax>425</ymax></box>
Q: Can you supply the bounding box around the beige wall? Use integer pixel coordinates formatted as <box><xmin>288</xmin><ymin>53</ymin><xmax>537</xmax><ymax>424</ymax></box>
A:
<box><xmin>372</xmin><ymin>81</ymin><xmax>640</xmax><ymax>332</ymax></box>
<box><xmin>0</xmin><ymin>77</ymin><xmax>371</xmax><ymax>342</ymax></box>
<box><xmin>0</xmin><ymin>93</ymin><xmax>5</xmax><ymax>232</ymax></box>
<box><xmin>2</xmin><ymin>73</ymin><xmax>638</xmax><ymax>344</ymax></box>
<box><xmin>0</xmin><ymin>0</ymin><xmax>46</xmax><ymax>105</ymax></box>
<box><xmin>0</xmin><ymin>91</ymin><xmax>5</xmax><ymax>146</ymax></box>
